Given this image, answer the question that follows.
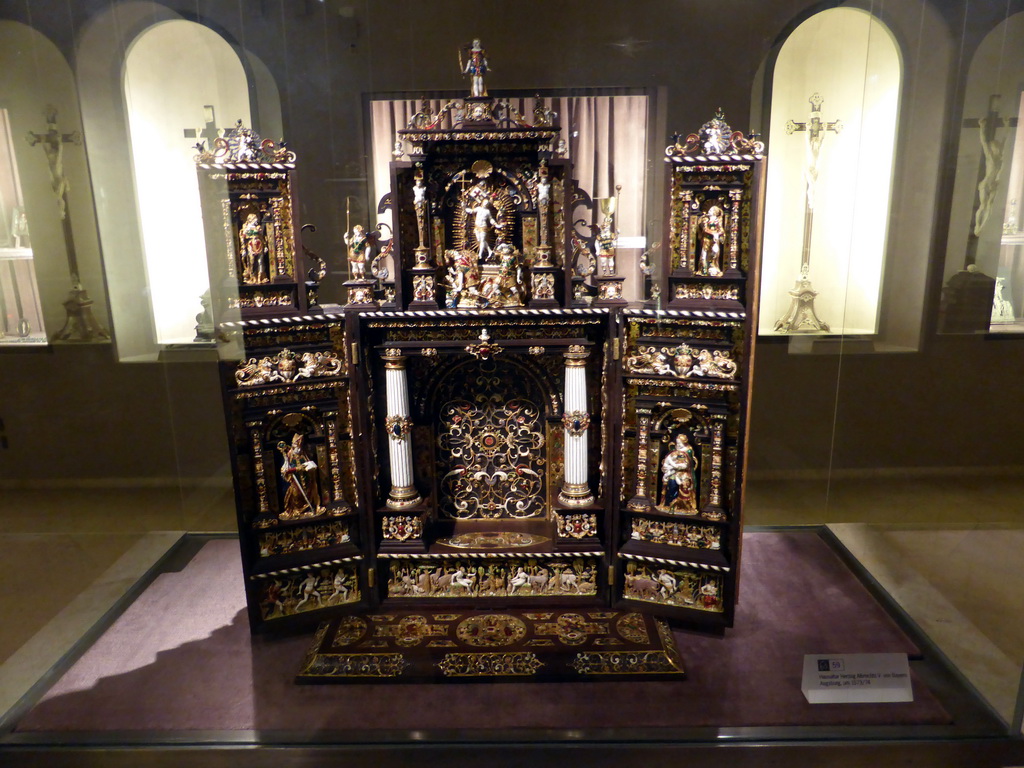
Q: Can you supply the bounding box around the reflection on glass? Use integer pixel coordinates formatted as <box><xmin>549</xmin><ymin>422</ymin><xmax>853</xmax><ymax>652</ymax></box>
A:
<box><xmin>0</xmin><ymin>108</ymin><xmax>46</xmax><ymax>344</ymax></box>
<box><xmin>991</xmin><ymin>92</ymin><xmax>1024</xmax><ymax>330</ymax></box>
<box><xmin>939</xmin><ymin>13</ymin><xmax>1024</xmax><ymax>334</ymax></box>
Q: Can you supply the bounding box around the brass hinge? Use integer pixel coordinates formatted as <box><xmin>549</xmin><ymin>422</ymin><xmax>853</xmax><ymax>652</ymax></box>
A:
<box><xmin>612</xmin><ymin>337</ymin><xmax>621</xmax><ymax>360</ymax></box>
<box><xmin>608</xmin><ymin>564</ymin><xmax>616</xmax><ymax>586</ymax></box>
<box><xmin>367</xmin><ymin>567</ymin><xmax>375</xmax><ymax>588</ymax></box>
<box><xmin>351</xmin><ymin>342</ymin><xmax>359</xmax><ymax>365</ymax></box>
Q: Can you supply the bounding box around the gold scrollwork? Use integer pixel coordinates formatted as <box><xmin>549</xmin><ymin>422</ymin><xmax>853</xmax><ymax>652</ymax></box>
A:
<box><xmin>438</xmin><ymin>652</ymin><xmax>543</xmax><ymax>677</ymax></box>
<box><xmin>569</xmin><ymin>649</ymin><xmax>683</xmax><ymax>675</ymax></box>
<box><xmin>455</xmin><ymin>614</ymin><xmax>528</xmax><ymax>647</ymax></box>
<box><xmin>301</xmin><ymin>652</ymin><xmax>408</xmax><ymax>678</ymax></box>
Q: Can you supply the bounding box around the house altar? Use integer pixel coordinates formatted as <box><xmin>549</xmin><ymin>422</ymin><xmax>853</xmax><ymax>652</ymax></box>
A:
<box><xmin>208</xmin><ymin>48</ymin><xmax>766</xmax><ymax>640</ymax></box>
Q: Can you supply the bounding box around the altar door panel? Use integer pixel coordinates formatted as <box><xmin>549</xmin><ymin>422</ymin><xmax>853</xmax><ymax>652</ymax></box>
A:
<box><xmin>615</xmin><ymin>313</ymin><xmax>745</xmax><ymax>629</ymax></box>
<box><xmin>221</xmin><ymin>316</ymin><xmax>372</xmax><ymax>632</ymax></box>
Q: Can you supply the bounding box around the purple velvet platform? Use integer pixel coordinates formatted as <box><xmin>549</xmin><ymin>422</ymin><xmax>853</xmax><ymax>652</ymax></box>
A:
<box><xmin>14</xmin><ymin>532</ymin><xmax>948</xmax><ymax>734</ymax></box>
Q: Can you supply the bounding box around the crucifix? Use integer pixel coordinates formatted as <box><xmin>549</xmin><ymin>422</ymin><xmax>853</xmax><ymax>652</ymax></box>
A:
<box><xmin>961</xmin><ymin>95</ymin><xmax>1017</xmax><ymax>267</ymax></box>
<box><xmin>183</xmin><ymin>104</ymin><xmax>226</xmax><ymax>152</ymax></box>
<box><xmin>774</xmin><ymin>93</ymin><xmax>842</xmax><ymax>333</ymax></box>
<box><xmin>936</xmin><ymin>95</ymin><xmax>1020</xmax><ymax>333</ymax></box>
<box><xmin>26</xmin><ymin>106</ymin><xmax>110</xmax><ymax>342</ymax></box>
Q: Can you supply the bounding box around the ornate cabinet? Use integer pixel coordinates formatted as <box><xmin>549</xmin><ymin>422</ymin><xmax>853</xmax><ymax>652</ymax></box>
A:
<box><xmin>214</xmin><ymin>66</ymin><xmax>764</xmax><ymax>634</ymax></box>
<box><xmin>614</xmin><ymin>117</ymin><xmax>765</xmax><ymax>628</ymax></box>
<box><xmin>195</xmin><ymin>121</ymin><xmax>323</xmax><ymax>320</ymax></box>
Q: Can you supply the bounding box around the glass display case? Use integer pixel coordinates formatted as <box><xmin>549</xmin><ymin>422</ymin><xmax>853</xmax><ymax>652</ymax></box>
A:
<box><xmin>0</xmin><ymin>2</ymin><xmax>1021</xmax><ymax>767</ymax></box>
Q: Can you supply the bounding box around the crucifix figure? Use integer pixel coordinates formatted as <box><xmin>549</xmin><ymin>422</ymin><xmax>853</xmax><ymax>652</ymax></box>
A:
<box><xmin>963</xmin><ymin>95</ymin><xmax>1017</xmax><ymax>262</ymax></box>
<box><xmin>937</xmin><ymin>95</ymin><xmax>1020</xmax><ymax>333</ymax></box>
<box><xmin>774</xmin><ymin>93</ymin><xmax>842</xmax><ymax>333</ymax></box>
<box><xmin>26</xmin><ymin>106</ymin><xmax>109</xmax><ymax>342</ymax></box>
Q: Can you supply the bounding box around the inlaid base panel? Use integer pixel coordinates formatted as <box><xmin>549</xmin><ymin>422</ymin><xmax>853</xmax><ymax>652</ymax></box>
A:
<box><xmin>296</xmin><ymin>609</ymin><xmax>684</xmax><ymax>683</ymax></box>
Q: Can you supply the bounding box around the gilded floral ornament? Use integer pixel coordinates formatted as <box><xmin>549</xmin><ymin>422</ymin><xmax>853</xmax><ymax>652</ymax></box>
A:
<box><xmin>235</xmin><ymin>349</ymin><xmax>343</xmax><ymax>386</ymax></box>
<box><xmin>557</xmin><ymin>513</ymin><xmax>597</xmax><ymax>539</ymax></box>
<box><xmin>666</xmin><ymin>109</ymin><xmax>764</xmax><ymax>157</ymax></box>
<box><xmin>385</xmin><ymin>414</ymin><xmax>414</xmax><ymax>441</ymax></box>
<box><xmin>464</xmin><ymin>328</ymin><xmax>502</xmax><ymax>359</ymax></box>
<box><xmin>383</xmin><ymin>515</ymin><xmax>423</xmax><ymax>541</ymax></box>
<box><xmin>562</xmin><ymin>410</ymin><xmax>591</xmax><ymax>436</ymax></box>
<box><xmin>194</xmin><ymin>119</ymin><xmax>296</xmax><ymax>164</ymax></box>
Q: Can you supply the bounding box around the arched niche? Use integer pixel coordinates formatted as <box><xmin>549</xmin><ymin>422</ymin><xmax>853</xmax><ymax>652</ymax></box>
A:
<box><xmin>0</xmin><ymin>20</ymin><xmax>108</xmax><ymax>344</ymax></box>
<box><xmin>76</xmin><ymin>3</ymin><xmax>282</xmax><ymax>358</ymax></box>
<box><xmin>124</xmin><ymin>19</ymin><xmax>252</xmax><ymax>345</ymax></box>
<box><xmin>757</xmin><ymin>7</ymin><xmax>901</xmax><ymax>337</ymax></box>
<box><xmin>940</xmin><ymin>12</ymin><xmax>1024</xmax><ymax>333</ymax></box>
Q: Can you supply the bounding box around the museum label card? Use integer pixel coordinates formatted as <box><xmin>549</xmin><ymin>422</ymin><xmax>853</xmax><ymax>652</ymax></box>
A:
<box><xmin>801</xmin><ymin>653</ymin><xmax>913</xmax><ymax>704</ymax></box>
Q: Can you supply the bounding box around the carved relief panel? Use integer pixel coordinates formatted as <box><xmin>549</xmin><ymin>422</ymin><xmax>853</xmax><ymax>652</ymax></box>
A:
<box><xmin>221</xmin><ymin>317</ymin><xmax>369</xmax><ymax>630</ymax></box>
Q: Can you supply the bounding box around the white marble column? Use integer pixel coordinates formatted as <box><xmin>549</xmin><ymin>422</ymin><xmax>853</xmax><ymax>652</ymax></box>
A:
<box><xmin>558</xmin><ymin>345</ymin><xmax>594</xmax><ymax>507</ymax></box>
<box><xmin>383</xmin><ymin>349</ymin><xmax>421</xmax><ymax>509</ymax></box>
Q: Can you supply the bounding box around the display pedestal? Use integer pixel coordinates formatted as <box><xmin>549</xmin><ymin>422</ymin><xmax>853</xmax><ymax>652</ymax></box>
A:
<box><xmin>939</xmin><ymin>267</ymin><xmax>996</xmax><ymax>333</ymax></box>
<box><xmin>53</xmin><ymin>284</ymin><xmax>110</xmax><ymax>342</ymax></box>
<box><xmin>774</xmin><ymin>273</ymin><xmax>831</xmax><ymax>333</ymax></box>
<box><xmin>297</xmin><ymin>609</ymin><xmax>684</xmax><ymax>683</ymax></box>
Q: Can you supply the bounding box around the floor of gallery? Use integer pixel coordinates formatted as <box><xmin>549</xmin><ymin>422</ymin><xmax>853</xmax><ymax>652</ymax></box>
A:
<box><xmin>0</xmin><ymin>474</ymin><xmax>1021</xmax><ymax>767</ymax></box>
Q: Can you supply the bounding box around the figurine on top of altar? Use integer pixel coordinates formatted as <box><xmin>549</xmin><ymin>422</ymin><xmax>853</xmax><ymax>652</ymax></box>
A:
<box><xmin>460</xmin><ymin>39</ymin><xmax>489</xmax><ymax>98</ymax></box>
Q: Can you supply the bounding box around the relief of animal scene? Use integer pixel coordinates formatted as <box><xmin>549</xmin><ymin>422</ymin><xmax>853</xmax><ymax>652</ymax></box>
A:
<box><xmin>387</xmin><ymin>558</ymin><xmax>599</xmax><ymax>598</ymax></box>
<box><xmin>622</xmin><ymin>562</ymin><xmax>723</xmax><ymax>612</ymax></box>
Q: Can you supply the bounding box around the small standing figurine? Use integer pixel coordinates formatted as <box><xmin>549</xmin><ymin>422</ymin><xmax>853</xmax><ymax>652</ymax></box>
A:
<box><xmin>536</xmin><ymin>161</ymin><xmax>552</xmax><ymax>256</ymax></box>
<box><xmin>460</xmin><ymin>39</ymin><xmax>489</xmax><ymax>98</ymax></box>
<box><xmin>11</xmin><ymin>207</ymin><xmax>29</xmax><ymax>249</ymax></box>
<box><xmin>493</xmin><ymin>242</ymin><xmax>524</xmax><ymax>307</ymax></box>
<box><xmin>344</xmin><ymin>223</ymin><xmax>369</xmax><ymax>279</ymax></box>
<box><xmin>537</xmin><ymin>163</ymin><xmax>551</xmax><ymax>207</ymax></box>
<box><xmin>413</xmin><ymin>167</ymin><xmax>429</xmax><ymax>253</ymax></box>
<box><xmin>446</xmin><ymin>249</ymin><xmax>481</xmax><ymax>307</ymax></box>
<box><xmin>240</xmin><ymin>211</ymin><xmax>269</xmax><ymax>284</ymax></box>
<box><xmin>277</xmin><ymin>433</ymin><xmax>323</xmax><ymax>519</ymax></box>
<box><xmin>596</xmin><ymin>216</ymin><xmax>617</xmax><ymax>276</ymax></box>
<box><xmin>466</xmin><ymin>189</ymin><xmax>498</xmax><ymax>262</ymax></box>
<box><xmin>660</xmin><ymin>433</ymin><xmax>698</xmax><ymax>514</ymax></box>
<box><xmin>697</xmin><ymin>204</ymin><xmax>725</xmax><ymax>276</ymax></box>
